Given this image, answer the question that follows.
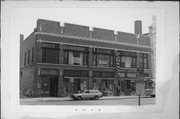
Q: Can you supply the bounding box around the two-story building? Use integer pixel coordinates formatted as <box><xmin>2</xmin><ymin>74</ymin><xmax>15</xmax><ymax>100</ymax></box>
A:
<box><xmin>20</xmin><ymin>19</ymin><xmax>152</xmax><ymax>97</ymax></box>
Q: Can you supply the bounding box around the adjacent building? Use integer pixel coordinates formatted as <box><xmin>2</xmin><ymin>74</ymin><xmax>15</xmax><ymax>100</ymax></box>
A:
<box><xmin>20</xmin><ymin>19</ymin><xmax>152</xmax><ymax>97</ymax></box>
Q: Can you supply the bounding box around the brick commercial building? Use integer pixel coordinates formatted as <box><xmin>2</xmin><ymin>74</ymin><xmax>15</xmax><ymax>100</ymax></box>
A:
<box><xmin>20</xmin><ymin>19</ymin><xmax>153</xmax><ymax>97</ymax></box>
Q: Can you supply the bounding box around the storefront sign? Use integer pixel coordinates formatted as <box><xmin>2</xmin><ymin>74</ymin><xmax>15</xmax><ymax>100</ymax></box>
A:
<box><xmin>127</xmin><ymin>73</ymin><xmax>137</xmax><ymax>78</ymax></box>
<box><xmin>41</xmin><ymin>68</ymin><xmax>59</xmax><ymax>76</ymax></box>
<box><xmin>117</xmin><ymin>73</ymin><xmax>125</xmax><ymax>78</ymax></box>
<box><xmin>64</xmin><ymin>70</ymin><xmax>88</xmax><ymax>77</ymax></box>
<box><xmin>93</xmin><ymin>71</ymin><xmax>114</xmax><ymax>78</ymax></box>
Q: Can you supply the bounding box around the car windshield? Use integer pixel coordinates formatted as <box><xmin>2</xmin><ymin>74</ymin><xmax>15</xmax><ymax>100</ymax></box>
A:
<box><xmin>85</xmin><ymin>90</ymin><xmax>89</xmax><ymax>93</ymax></box>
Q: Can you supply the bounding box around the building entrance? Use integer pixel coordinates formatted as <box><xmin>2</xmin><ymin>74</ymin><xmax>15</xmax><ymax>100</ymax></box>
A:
<box><xmin>50</xmin><ymin>78</ymin><xmax>58</xmax><ymax>97</ymax></box>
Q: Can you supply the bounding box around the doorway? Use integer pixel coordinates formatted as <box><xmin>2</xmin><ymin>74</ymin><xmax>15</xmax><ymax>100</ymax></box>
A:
<box><xmin>50</xmin><ymin>77</ymin><xmax>58</xmax><ymax>97</ymax></box>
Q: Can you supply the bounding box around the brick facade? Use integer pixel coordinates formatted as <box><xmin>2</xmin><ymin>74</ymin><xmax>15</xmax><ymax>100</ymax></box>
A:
<box><xmin>63</xmin><ymin>23</ymin><xmax>90</xmax><ymax>38</ymax></box>
<box><xmin>20</xmin><ymin>19</ymin><xmax>153</xmax><ymax>97</ymax></box>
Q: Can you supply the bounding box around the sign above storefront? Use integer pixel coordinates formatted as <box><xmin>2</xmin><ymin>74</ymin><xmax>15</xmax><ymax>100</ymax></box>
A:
<box><xmin>63</xmin><ymin>70</ymin><xmax>89</xmax><ymax>77</ymax></box>
<box><xmin>41</xmin><ymin>68</ymin><xmax>59</xmax><ymax>76</ymax></box>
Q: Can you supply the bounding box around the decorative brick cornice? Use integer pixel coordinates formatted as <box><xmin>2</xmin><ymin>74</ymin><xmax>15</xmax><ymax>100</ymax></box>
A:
<box><xmin>35</xmin><ymin>31</ymin><xmax>151</xmax><ymax>49</ymax></box>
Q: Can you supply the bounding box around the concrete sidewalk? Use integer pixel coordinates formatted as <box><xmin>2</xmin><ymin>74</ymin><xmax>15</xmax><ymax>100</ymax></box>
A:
<box><xmin>21</xmin><ymin>95</ymin><xmax>149</xmax><ymax>102</ymax></box>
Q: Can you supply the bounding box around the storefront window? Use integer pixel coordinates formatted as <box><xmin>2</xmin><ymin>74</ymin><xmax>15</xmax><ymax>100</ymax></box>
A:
<box><xmin>40</xmin><ymin>77</ymin><xmax>49</xmax><ymax>96</ymax></box>
<box><xmin>102</xmin><ymin>80</ymin><xmax>114</xmax><ymax>96</ymax></box>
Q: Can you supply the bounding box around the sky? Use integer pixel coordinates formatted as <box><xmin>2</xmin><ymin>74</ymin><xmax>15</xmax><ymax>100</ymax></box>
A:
<box><xmin>12</xmin><ymin>7</ymin><xmax>159</xmax><ymax>39</ymax></box>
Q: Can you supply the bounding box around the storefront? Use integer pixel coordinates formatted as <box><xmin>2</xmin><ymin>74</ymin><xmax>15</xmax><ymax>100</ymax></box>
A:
<box><xmin>117</xmin><ymin>72</ymin><xmax>137</xmax><ymax>95</ymax></box>
<box><xmin>93</xmin><ymin>71</ymin><xmax>115</xmax><ymax>96</ymax></box>
<box><xmin>63</xmin><ymin>70</ymin><xmax>89</xmax><ymax>96</ymax></box>
<box><xmin>117</xmin><ymin>80</ymin><xmax>136</xmax><ymax>95</ymax></box>
<box><xmin>39</xmin><ymin>68</ymin><xmax>59</xmax><ymax>97</ymax></box>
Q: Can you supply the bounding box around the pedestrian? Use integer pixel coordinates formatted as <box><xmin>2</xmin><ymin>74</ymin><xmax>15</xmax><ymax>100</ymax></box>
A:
<box><xmin>117</xmin><ymin>86</ymin><xmax>120</xmax><ymax>96</ymax></box>
<box><xmin>63</xmin><ymin>87</ymin><xmax>66</xmax><ymax>96</ymax></box>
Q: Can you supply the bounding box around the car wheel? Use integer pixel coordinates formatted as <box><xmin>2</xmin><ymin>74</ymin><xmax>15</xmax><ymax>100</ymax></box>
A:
<box><xmin>77</xmin><ymin>96</ymin><xmax>82</xmax><ymax>100</ymax></box>
<box><xmin>94</xmin><ymin>96</ymin><xmax>98</xmax><ymax>100</ymax></box>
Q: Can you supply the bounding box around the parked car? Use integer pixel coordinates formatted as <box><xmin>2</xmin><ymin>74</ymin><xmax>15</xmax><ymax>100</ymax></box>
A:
<box><xmin>70</xmin><ymin>90</ymin><xmax>103</xmax><ymax>100</ymax></box>
<box><xmin>145</xmin><ymin>89</ymin><xmax>155</xmax><ymax>97</ymax></box>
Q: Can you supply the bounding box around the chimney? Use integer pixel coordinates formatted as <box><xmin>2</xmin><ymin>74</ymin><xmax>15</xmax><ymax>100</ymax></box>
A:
<box><xmin>20</xmin><ymin>34</ymin><xmax>24</xmax><ymax>41</ymax></box>
<box><xmin>134</xmin><ymin>20</ymin><xmax>142</xmax><ymax>34</ymax></box>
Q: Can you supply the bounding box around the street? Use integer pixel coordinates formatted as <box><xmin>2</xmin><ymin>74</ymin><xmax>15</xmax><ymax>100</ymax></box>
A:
<box><xmin>20</xmin><ymin>96</ymin><xmax>155</xmax><ymax>106</ymax></box>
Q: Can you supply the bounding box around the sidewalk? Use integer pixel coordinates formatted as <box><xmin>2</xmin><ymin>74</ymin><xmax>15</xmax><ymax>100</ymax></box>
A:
<box><xmin>21</xmin><ymin>95</ymin><xmax>149</xmax><ymax>102</ymax></box>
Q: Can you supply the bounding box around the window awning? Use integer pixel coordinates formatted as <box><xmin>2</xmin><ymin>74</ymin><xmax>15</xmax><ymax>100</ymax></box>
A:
<box><xmin>93</xmin><ymin>78</ymin><xmax>115</xmax><ymax>80</ymax></box>
<box><xmin>64</xmin><ymin>76</ymin><xmax>89</xmax><ymax>79</ymax></box>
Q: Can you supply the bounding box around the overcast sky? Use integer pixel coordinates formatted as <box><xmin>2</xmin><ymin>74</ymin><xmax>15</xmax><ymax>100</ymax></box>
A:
<box><xmin>12</xmin><ymin>7</ymin><xmax>158</xmax><ymax>39</ymax></box>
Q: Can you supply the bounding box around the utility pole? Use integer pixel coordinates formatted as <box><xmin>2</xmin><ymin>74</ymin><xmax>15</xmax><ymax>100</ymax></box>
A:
<box><xmin>136</xmin><ymin>67</ymin><xmax>144</xmax><ymax>106</ymax></box>
<box><xmin>138</xmin><ymin>94</ymin><xmax>141</xmax><ymax>106</ymax></box>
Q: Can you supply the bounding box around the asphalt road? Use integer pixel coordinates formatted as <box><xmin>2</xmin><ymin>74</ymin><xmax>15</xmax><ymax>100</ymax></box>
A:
<box><xmin>20</xmin><ymin>97</ymin><xmax>155</xmax><ymax>106</ymax></box>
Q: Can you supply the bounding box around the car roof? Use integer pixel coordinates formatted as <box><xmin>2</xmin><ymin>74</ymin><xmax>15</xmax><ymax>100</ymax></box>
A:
<box><xmin>86</xmin><ymin>90</ymin><xmax>100</xmax><ymax>93</ymax></box>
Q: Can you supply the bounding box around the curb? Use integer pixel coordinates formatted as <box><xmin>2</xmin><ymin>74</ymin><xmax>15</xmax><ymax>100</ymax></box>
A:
<box><xmin>34</xmin><ymin>96</ymin><xmax>150</xmax><ymax>102</ymax></box>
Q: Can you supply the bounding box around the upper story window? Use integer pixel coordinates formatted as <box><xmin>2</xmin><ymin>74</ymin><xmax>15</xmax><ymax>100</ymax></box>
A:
<box><xmin>118</xmin><ymin>51</ymin><xmax>137</xmax><ymax>68</ymax></box>
<box><xmin>120</xmin><ymin>56</ymin><xmax>136</xmax><ymax>68</ymax></box>
<box><xmin>20</xmin><ymin>71</ymin><xmax>23</xmax><ymax>77</ymax></box>
<box><xmin>73</xmin><ymin>52</ymin><xmax>81</xmax><ymax>65</ymax></box>
<box><xmin>42</xmin><ymin>43</ymin><xmax>59</xmax><ymax>64</ymax></box>
<box><xmin>31</xmin><ymin>47</ymin><xmax>34</xmax><ymax>64</ymax></box>
<box><xmin>24</xmin><ymin>52</ymin><xmax>26</xmax><ymax>66</ymax></box>
<box><xmin>28</xmin><ymin>50</ymin><xmax>30</xmax><ymax>65</ymax></box>
<box><xmin>64</xmin><ymin>50</ymin><xmax>88</xmax><ymax>65</ymax></box>
<box><xmin>93</xmin><ymin>48</ymin><xmax>114</xmax><ymax>67</ymax></box>
<box><xmin>96</xmin><ymin>54</ymin><xmax>111</xmax><ymax>67</ymax></box>
<box><xmin>139</xmin><ymin>53</ymin><xmax>148</xmax><ymax>69</ymax></box>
